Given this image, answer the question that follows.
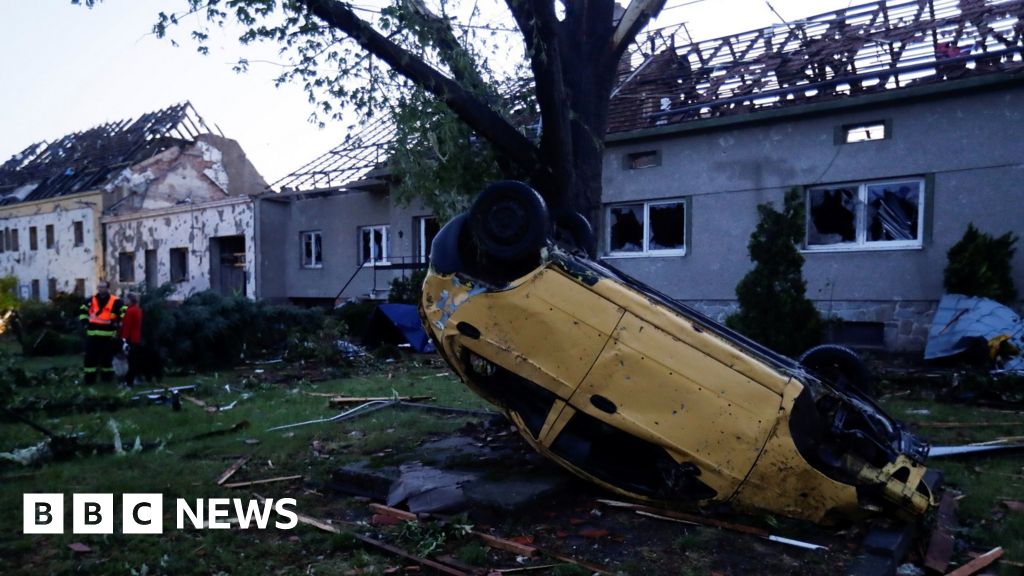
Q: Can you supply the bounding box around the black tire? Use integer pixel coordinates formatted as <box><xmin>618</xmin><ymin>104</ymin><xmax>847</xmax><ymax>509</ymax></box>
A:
<box><xmin>553</xmin><ymin>210</ymin><xmax>596</xmax><ymax>257</ymax></box>
<box><xmin>468</xmin><ymin>181</ymin><xmax>550</xmax><ymax>262</ymax></box>
<box><xmin>798</xmin><ymin>344</ymin><xmax>874</xmax><ymax>397</ymax></box>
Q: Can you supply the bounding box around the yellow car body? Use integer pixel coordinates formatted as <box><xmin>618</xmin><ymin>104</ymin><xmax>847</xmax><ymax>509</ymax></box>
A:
<box><xmin>420</xmin><ymin>183</ymin><xmax>935</xmax><ymax>524</ymax></box>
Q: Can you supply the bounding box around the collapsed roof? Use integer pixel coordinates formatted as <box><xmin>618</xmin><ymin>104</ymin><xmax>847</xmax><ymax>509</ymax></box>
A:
<box><xmin>609</xmin><ymin>0</ymin><xmax>1024</xmax><ymax>133</ymax></box>
<box><xmin>0</xmin><ymin>102</ymin><xmax>215</xmax><ymax>205</ymax></box>
<box><xmin>272</xmin><ymin>115</ymin><xmax>395</xmax><ymax>194</ymax></box>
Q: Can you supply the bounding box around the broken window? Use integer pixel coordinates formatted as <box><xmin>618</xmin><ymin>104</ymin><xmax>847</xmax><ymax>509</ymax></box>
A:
<box><xmin>47</xmin><ymin>278</ymin><xmax>57</xmax><ymax>300</ymax></box>
<box><xmin>842</xmin><ymin>121</ymin><xmax>887</xmax><ymax>143</ymax></box>
<box><xmin>625</xmin><ymin>150</ymin><xmax>661</xmax><ymax>170</ymax></box>
<box><xmin>360</xmin><ymin>225</ymin><xmax>389</xmax><ymax>266</ymax></box>
<box><xmin>416</xmin><ymin>217</ymin><xmax>440</xmax><ymax>263</ymax></box>
<box><xmin>607</xmin><ymin>200</ymin><xmax>686</xmax><ymax>256</ymax></box>
<box><xmin>806</xmin><ymin>179</ymin><xmax>924</xmax><ymax>250</ymax></box>
<box><xmin>73</xmin><ymin>221</ymin><xmax>84</xmax><ymax>247</ymax></box>
<box><xmin>45</xmin><ymin>224</ymin><xmax>54</xmax><ymax>249</ymax></box>
<box><xmin>300</xmin><ymin>230</ymin><xmax>322</xmax><ymax>269</ymax></box>
<box><xmin>9</xmin><ymin>229</ymin><xmax>19</xmax><ymax>252</ymax></box>
<box><xmin>74</xmin><ymin>279</ymin><xmax>85</xmax><ymax>297</ymax></box>
<box><xmin>29</xmin><ymin>227</ymin><xmax>38</xmax><ymax>251</ymax></box>
<box><xmin>30</xmin><ymin>280</ymin><xmax>40</xmax><ymax>301</ymax></box>
<box><xmin>118</xmin><ymin>252</ymin><xmax>135</xmax><ymax>282</ymax></box>
<box><xmin>170</xmin><ymin>247</ymin><xmax>189</xmax><ymax>282</ymax></box>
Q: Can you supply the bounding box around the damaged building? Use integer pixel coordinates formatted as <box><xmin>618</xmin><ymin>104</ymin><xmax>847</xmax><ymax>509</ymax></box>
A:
<box><xmin>602</xmin><ymin>0</ymin><xmax>1024</xmax><ymax>351</ymax></box>
<box><xmin>0</xmin><ymin>103</ymin><xmax>267</xmax><ymax>300</ymax></box>
<box><xmin>259</xmin><ymin>118</ymin><xmax>438</xmax><ymax>304</ymax></box>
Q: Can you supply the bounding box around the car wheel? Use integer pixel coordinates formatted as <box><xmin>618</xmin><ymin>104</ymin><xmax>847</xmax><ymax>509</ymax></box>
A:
<box><xmin>469</xmin><ymin>181</ymin><xmax>550</xmax><ymax>263</ymax></box>
<box><xmin>798</xmin><ymin>344</ymin><xmax>874</xmax><ymax>397</ymax></box>
<box><xmin>553</xmin><ymin>210</ymin><xmax>596</xmax><ymax>257</ymax></box>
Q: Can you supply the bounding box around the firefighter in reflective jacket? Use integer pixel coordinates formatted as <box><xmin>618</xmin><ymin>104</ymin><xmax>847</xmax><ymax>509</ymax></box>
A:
<box><xmin>78</xmin><ymin>281</ymin><xmax>124</xmax><ymax>384</ymax></box>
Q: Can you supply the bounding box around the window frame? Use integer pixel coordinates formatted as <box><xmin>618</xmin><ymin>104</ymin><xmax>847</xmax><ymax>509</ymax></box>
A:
<box><xmin>359</xmin><ymin>225</ymin><xmax>391</xmax><ymax>267</ymax></box>
<box><xmin>73</xmin><ymin>221</ymin><xmax>84</xmax><ymax>247</ymax></box>
<box><xmin>415</xmin><ymin>216</ymin><xmax>440</xmax><ymax>264</ymax></box>
<box><xmin>29</xmin><ymin>226</ymin><xmax>38</xmax><ymax>251</ymax></box>
<box><xmin>836</xmin><ymin>119</ymin><xmax>891</xmax><ymax>144</ymax></box>
<box><xmin>169</xmin><ymin>247</ymin><xmax>189</xmax><ymax>282</ymax></box>
<box><xmin>45</xmin><ymin>224</ymin><xmax>55</xmax><ymax>249</ymax></box>
<box><xmin>804</xmin><ymin>177</ymin><xmax>927</xmax><ymax>253</ymax></box>
<box><xmin>604</xmin><ymin>198</ymin><xmax>688</xmax><ymax>258</ymax></box>
<box><xmin>300</xmin><ymin>230</ymin><xmax>323</xmax><ymax>269</ymax></box>
<box><xmin>118</xmin><ymin>252</ymin><xmax>136</xmax><ymax>283</ymax></box>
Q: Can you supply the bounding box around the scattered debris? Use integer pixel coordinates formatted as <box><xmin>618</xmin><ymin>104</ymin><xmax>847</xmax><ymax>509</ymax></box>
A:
<box><xmin>945</xmin><ymin>546</ymin><xmax>1003</xmax><ymax>576</ymax></box>
<box><xmin>0</xmin><ymin>440</ymin><xmax>52</xmax><ymax>466</ymax></box>
<box><xmin>925</xmin><ymin>294</ymin><xmax>1024</xmax><ymax>372</ymax></box>
<box><xmin>191</xmin><ymin>421</ymin><xmax>251</xmax><ymax>441</ymax></box>
<box><xmin>329</xmin><ymin>395</ymin><xmax>434</xmax><ymax>407</ymax></box>
<box><xmin>67</xmin><ymin>543</ymin><xmax>92</xmax><ymax>554</ymax></box>
<box><xmin>215</xmin><ymin>456</ymin><xmax>250</xmax><ymax>485</ymax></box>
<box><xmin>222</xmin><ymin>474</ymin><xmax>303</xmax><ymax>489</ymax></box>
<box><xmin>924</xmin><ymin>492</ymin><xmax>958</xmax><ymax>573</ymax></box>
<box><xmin>930</xmin><ymin>437</ymin><xmax>1024</xmax><ymax>457</ymax></box>
<box><xmin>599</xmin><ymin>499</ymin><xmax>827</xmax><ymax>551</ymax></box>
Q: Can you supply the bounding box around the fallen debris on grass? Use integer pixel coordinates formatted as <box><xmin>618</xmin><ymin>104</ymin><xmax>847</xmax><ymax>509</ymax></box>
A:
<box><xmin>329</xmin><ymin>395</ymin><xmax>434</xmax><ymax>407</ymax></box>
<box><xmin>222</xmin><ymin>474</ymin><xmax>303</xmax><ymax>489</ymax></box>
<box><xmin>945</xmin><ymin>546</ymin><xmax>1003</xmax><ymax>576</ymax></box>
<box><xmin>598</xmin><ymin>499</ymin><xmax>827</xmax><ymax>551</ymax></box>
<box><xmin>930</xmin><ymin>437</ymin><xmax>1024</xmax><ymax>457</ymax></box>
<box><xmin>924</xmin><ymin>492</ymin><xmax>958</xmax><ymax>573</ymax></box>
<box><xmin>215</xmin><ymin>456</ymin><xmax>250</xmax><ymax>485</ymax></box>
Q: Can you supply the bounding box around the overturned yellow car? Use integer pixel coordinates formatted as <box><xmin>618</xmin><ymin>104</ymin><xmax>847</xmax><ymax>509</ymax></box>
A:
<box><xmin>420</xmin><ymin>181</ymin><xmax>936</xmax><ymax>524</ymax></box>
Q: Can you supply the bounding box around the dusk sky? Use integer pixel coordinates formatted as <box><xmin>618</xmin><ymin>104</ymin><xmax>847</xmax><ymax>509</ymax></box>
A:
<box><xmin>0</xmin><ymin>0</ymin><xmax>854</xmax><ymax>185</ymax></box>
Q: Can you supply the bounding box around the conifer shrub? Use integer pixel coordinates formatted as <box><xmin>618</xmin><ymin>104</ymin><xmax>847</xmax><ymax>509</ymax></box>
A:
<box><xmin>944</xmin><ymin>223</ymin><xmax>1018</xmax><ymax>304</ymax></box>
<box><xmin>726</xmin><ymin>188</ymin><xmax>821</xmax><ymax>356</ymax></box>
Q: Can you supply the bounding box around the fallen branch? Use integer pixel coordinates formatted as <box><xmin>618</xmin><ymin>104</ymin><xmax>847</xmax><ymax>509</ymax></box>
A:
<box><xmin>945</xmin><ymin>546</ymin><xmax>1003</xmax><ymax>576</ymax></box>
<box><xmin>215</xmin><ymin>456</ymin><xmax>250</xmax><ymax>485</ymax></box>
<box><xmin>222</xmin><ymin>475</ymin><xmax>303</xmax><ymax>489</ymax></box>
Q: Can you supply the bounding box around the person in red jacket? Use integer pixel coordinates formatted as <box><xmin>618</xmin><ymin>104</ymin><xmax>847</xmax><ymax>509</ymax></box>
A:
<box><xmin>119</xmin><ymin>292</ymin><xmax>143</xmax><ymax>387</ymax></box>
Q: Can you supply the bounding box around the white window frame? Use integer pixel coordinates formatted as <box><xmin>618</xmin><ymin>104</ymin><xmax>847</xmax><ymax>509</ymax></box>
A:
<box><xmin>804</xmin><ymin>178</ymin><xmax>925</xmax><ymax>253</ymax></box>
<box><xmin>300</xmin><ymin>230</ymin><xmax>323</xmax><ymax>269</ymax></box>
<box><xmin>604</xmin><ymin>199</ymin><xmax>687</xmax><ymax>258</ymax></box>
<box><xmin>360</xmin><ymin>225</ymin><xmax>390</xmax><ymax>267</ymax></box>
<box><xmin>416</xmin><ymin>216</ymin><xmax>439</xmax><ymax>263</ymax></box>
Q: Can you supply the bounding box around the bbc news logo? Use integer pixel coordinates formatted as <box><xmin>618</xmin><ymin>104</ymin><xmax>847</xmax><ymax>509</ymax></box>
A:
<box><xmin>23</xmin><ymin>494</ymin><xmax>298</xmax><ymax>534</ymax></box>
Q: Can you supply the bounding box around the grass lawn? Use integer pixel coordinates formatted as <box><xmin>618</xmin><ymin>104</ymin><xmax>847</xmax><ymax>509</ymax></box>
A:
<box><xmin>2</xmin><ymin>337</ymin><xmax>1023</xmax><ymax>575</ymax></box>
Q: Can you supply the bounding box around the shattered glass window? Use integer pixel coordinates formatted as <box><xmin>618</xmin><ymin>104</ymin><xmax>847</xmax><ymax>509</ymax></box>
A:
<box><xmin>807</xmin><ymin>187</ymin><xmax>857</xmax><ymax>246</ymax></box>
<box><xmin>609</xmin><ymin>204</ymin><xmax>644</xmax><ymax>253</ymax></box>
<box><xmin>607</xmin><ymin>200</ymin><xmax>687</xmax><ymax>255</ymax></box>
<box><xmin>170</xmin><ymin>247</ymin><xmax>189</xmax><ymax>281</ymax></box>
<box><xmin>301</xmin><ymin>231</ymin><xmax>322</xmax><ymax>268</ymax></box>
<box><xmin>866</xmin><ymin>182</ymin><xmax>921</xmax><ymax>243</ymax></box>
<box><xmin>649</xmin><ymin>202</ymin><xmax>685</xmax><ymax>251</ymax></box>
<box><xmin>805</xmin><ymin>179</ymin><xmax>924</xmax><ymax>250</ymax></box>
<box><xmin>360</xmin><ymin>225</ymin><xmax>389</xmax><ymax>265</ymax></box>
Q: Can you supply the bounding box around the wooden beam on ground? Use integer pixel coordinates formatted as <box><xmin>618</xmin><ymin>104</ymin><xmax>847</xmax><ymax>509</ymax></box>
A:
<box><xmin>924</xmin><ymin>491</ymin><xmax>958</xmax><ymax>573</ymax></box>
<box><xmin>350</xmin><ymin>533</ymin><xmax>469</xmax><ymax>576</ymax></box>
<box><xmin>474</xmin><ymin>531</ymin><xmax>538</xmax><ymax>558</ymax></box>
<box><xmin>328</xmin><ymin>395</ymin><xmax>434</xmax><ymax>406</ymax></box>
<box><xmin>222</xmin><ymin>475</ymin><xmax>303</xmax><ymax>489</ymax></box>
<box><xmin>945</xmin><ymin>546</ymin><xmax>1003</xmax><ymax>576</ymax></box>
<box><xmin>368</xmin><ymin>503</ymin><xmax>418</xmax><ymax>522</ymax></box>
<box><xmin>215</xmin><ymin>456</ymin><xmax>250</xmax><ymax>485</ymax></box>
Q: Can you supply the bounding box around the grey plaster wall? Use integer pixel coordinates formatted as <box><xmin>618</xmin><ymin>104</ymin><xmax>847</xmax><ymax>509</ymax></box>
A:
<box><xmin>257</xmin><ymin>191</ymin><xmax>435</xmax><ymax>302</ymax></box>
<box><xmin>603</xmin><ymin>83</ymin><xmax>1024</xmax><ymax>350</ymax></box>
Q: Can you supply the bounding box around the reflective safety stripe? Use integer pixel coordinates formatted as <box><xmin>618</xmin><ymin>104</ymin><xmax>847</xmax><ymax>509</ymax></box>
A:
<box><xmin>89</xmin><ymin>296</ymin><xmax>117</xmax><ymax>325</ymax></box>
<box><xmin>99</xmin><ymin>367</ymin><xmax>114</xmax><ymax>373</ymax></box>
<box><xmin>86</xmin><ymin>330</ymin><xmax>118</xmax><ymax>337</ymax></box>
<box><xmin>83</xmin><ymin>367</ymin><xmax>98</xmax><ymax>373</ymax></box>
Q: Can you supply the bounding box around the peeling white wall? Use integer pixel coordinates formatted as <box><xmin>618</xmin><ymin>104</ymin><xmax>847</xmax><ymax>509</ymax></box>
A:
<box><xmin>0</xmin><ymin>201</ymin><xmax>100</xmax><ymax>300</ymax></box>
<box><xmin>103</xmin><ymin>197</ymin><xmax>256</xmax><ymax>300</ymax></box>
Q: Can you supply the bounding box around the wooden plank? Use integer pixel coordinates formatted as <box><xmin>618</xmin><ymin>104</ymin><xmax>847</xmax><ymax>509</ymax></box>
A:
<box><xmin>945</xmin><ymin>546</ymin><xmax>1003</xmax><ymax>576</ymax></box>
<box><xmin>924</xmin><ymin>491</ymin><xmax>958</xmax><ymax>573</ymax></box>
<box><xmin>474</xmin><ymin>531</ymin><xmax>538</xmax><ymax>558</ymax></box>
<box><xmin>223</xmin><ymin>475</ymin><xmax>303</xmax><ymax>489</ymax></box>
<box><xmin>215</xmin><ymin>456</ymin><xmax>250</xmax><ymax>485</ymax></box>
<box><xmin>329</xmin><ymin>395</ymin><xmax>434</xmax><ymax>406</ymax></box>
<box><xmin>368</xmin><ymin>503</ymin><xmax>418</xmax><ymax>522</ymax></box>
<box><xmin>351</xmin><ymin>533</ymin><xmax>469</xmax><ymax>576</ymax></box>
